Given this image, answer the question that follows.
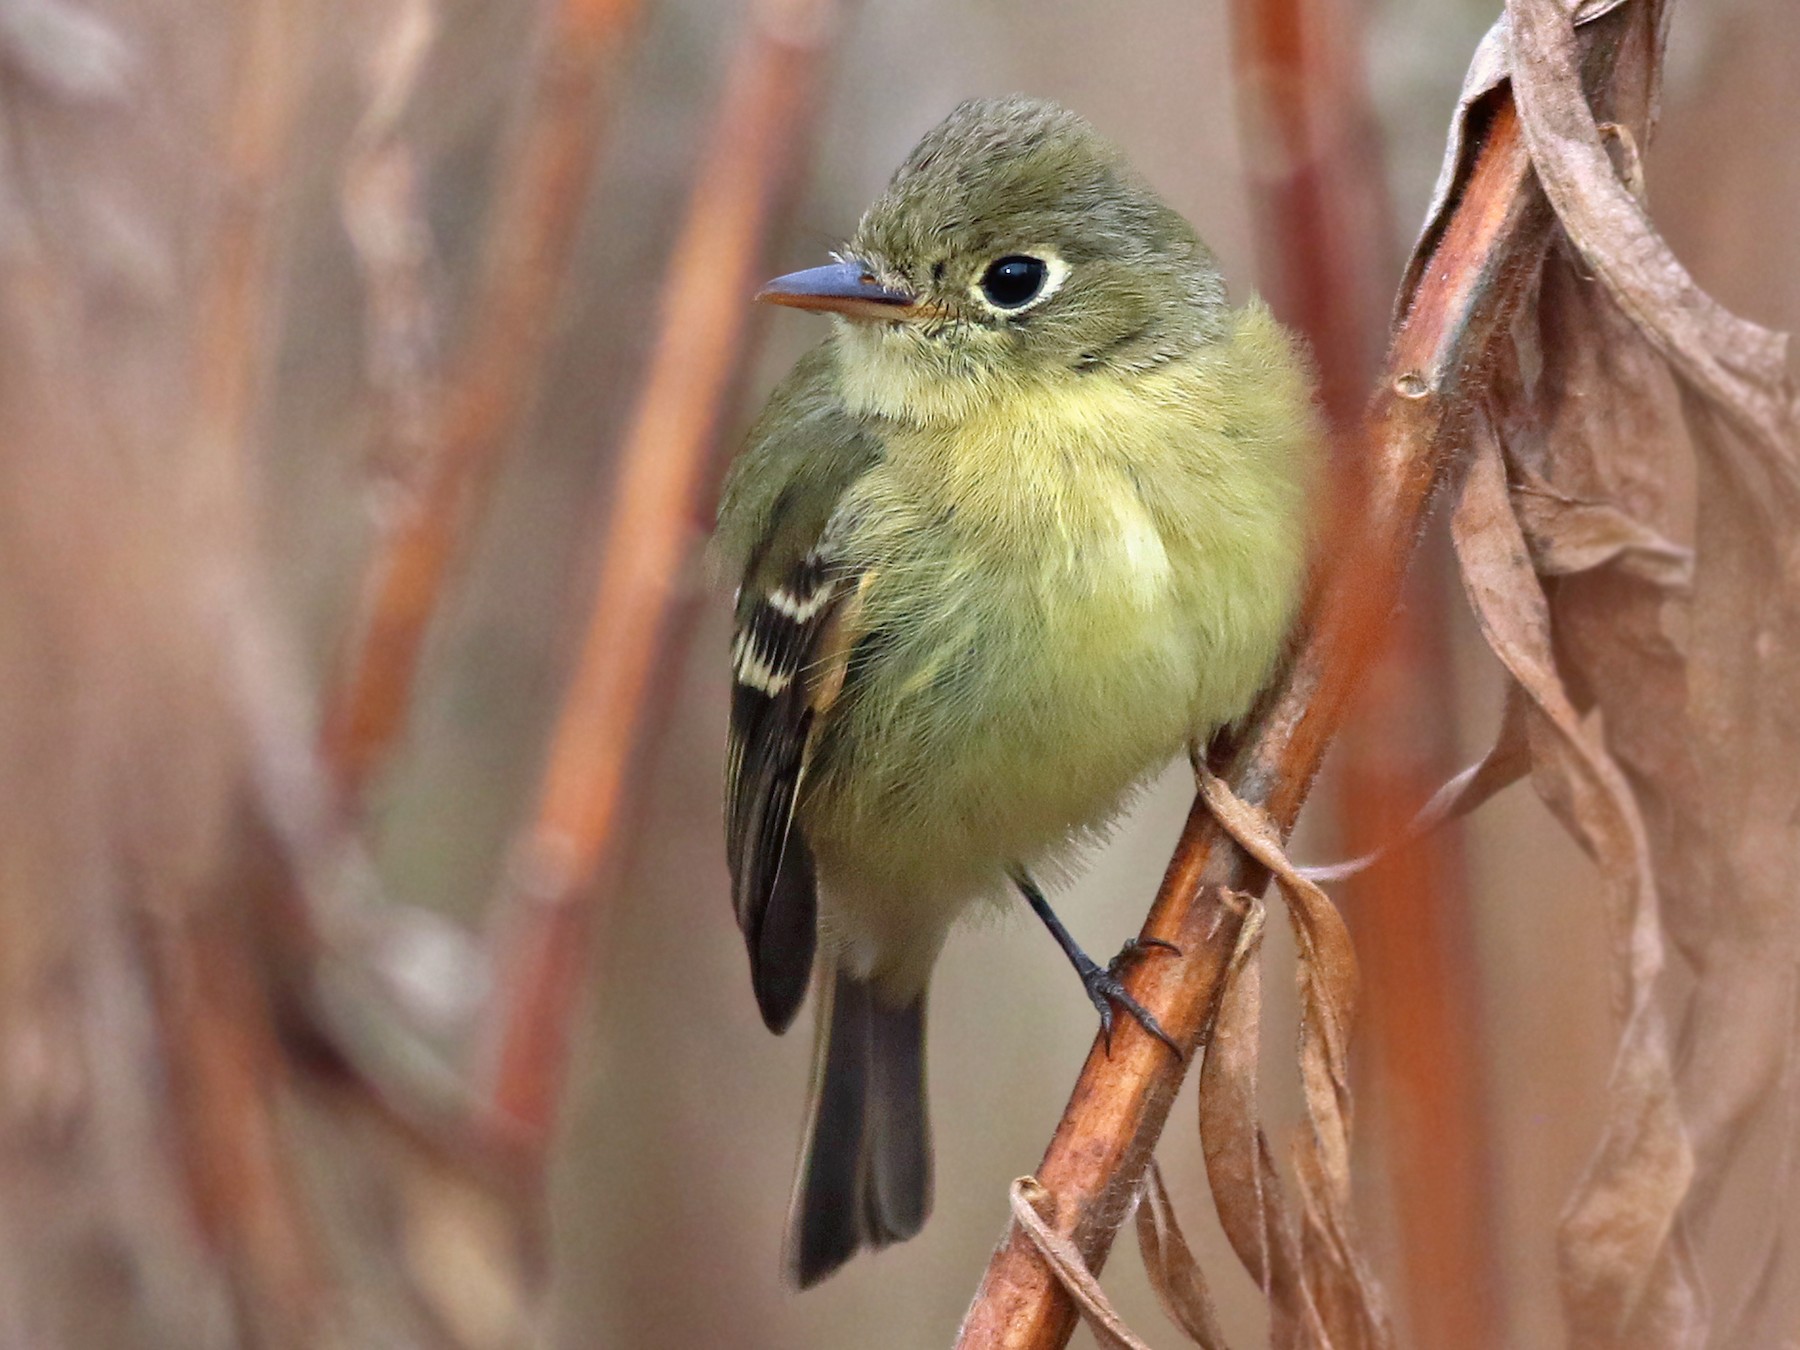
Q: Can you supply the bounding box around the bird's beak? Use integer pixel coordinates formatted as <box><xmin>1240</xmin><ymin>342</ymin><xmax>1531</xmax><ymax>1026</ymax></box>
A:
<box><xmin>756</xmin><ymin>261</ymin><xmax>924</xmax><ymax>322</ymax></box>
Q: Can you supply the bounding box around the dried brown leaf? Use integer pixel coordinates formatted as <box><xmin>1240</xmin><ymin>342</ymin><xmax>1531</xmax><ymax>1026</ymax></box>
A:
<box><xmin>1667</xmin><ymin>389</ymin><xmax>1800</xmax><ymax>1342</ymax></box>
<box><xmin>1299</xmin><ymin>684</ymin><xmax>1531</xmax><ymax>886</ymax></box>
<box><xmin>1196</xmin><ymin>773</ymin><xmax>1392</xmax><ymax>1350</ymax></box>
<box><xmin>1194</xmin><ymin>899</ymin><xmax>1319</xmax><ymax>1349</ymax></box>
<box><xmin>1510</xmin><ymin>470</ymin><xmax>1692</xmax><ymax>589</ymax></box>
<box><xmin>1485</xmin><ymin>0</ymin><xmax>1800</xmax><ymax>1334</ymax></box>
<box><xmin>1503</xmin><ymin>257</ymin><xmax>1702</xmax><ymax>915</ymax></box>
<box><xmin>1135</xmin><ymin>1160</ymin><xmax>1232</xmax><ymax>1350</ymax></box>
<box><xmin>1453</xmin><ymin>426</ymin><xmax>1702</xmax><ymax>1347</ymax></box>
<box><xmin>1401</xmin><ymin>0</ymin><xmax>1630</xmax><ymax>311</ymax></box>
<box><xmin>1506</xmin><ymin>0</ymin><xmax>1797</xmax><ymax>458</ymax></box>
<box><xmin>1009</xmin><ymin>1177</ymin><xmax>1159</xmax><ymax>1350</ymax></box>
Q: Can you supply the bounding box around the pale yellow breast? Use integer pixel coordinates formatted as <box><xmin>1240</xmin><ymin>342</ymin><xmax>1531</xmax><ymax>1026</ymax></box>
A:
<box><xmin>807</xmin><ymin>310</ymin><xmax>1318</xmax><ymax>993</ymax></box>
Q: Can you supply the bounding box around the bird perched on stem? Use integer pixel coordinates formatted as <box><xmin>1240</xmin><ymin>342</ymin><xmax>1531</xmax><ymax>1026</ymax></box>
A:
<box><xmin>713</xmin><ymin>95</ymin><xmax>1318</xmax><ymax>1287</ymax></box>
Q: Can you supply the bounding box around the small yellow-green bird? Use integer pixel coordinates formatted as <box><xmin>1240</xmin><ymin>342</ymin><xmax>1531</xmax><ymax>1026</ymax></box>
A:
<box><xmin>714</xmin><ymin>96</ymin><xmax>1318</xmax><ymax>1286</ymax></box>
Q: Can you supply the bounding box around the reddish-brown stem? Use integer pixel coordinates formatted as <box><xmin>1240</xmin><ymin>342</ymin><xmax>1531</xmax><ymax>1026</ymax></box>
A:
<box><xmin>479</xmin><ymin>0</ymin><xmax>838</xmax><ymax>1162</ymax></box>
<box><xmin>1228</xmin><ymin>0</ymin><xmax>1391</xmax><ymax>425</ymax></box>
<box><xmin>146</xmin><ymin>911</ymin><xmax>328</xmax><ymax>1339</ymax></box>
<box><xmin>159</xmin><ymin>0</ymin><xmax>329</xmax><ymax>1330</ymax></box>
<box><xmin>1335</xmin><ymin>591</ymin><xmax>1503</xmax><ymax>1348</ymax></box>
<box><xmin>955</xmin><ymin>84</ymin><xmax>1561</xmax><ymax>1349</ymax></box>
<box><xmin>1229</xmin><ymin>0</ymin><xmax>1503</xmax><ymax>1343</ymax></box>
<box><xmin>190</xmin><ymin>0</ymin><xmax>310</xmax><ymax>487</ymax></box>
<box><xmin>320</xmin><ymin>0</ymin><xmax>642</xmax><ymax>800</ymax></box>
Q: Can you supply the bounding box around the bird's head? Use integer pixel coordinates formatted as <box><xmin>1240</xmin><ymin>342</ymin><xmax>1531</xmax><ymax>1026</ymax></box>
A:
<box><xmin>757</xmin><ymin>96</ymin><xmax>1231</xmax><ymax>426</ymax></box>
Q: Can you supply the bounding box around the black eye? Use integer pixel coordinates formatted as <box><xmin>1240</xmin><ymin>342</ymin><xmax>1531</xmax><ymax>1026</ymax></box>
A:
<box><xmin>979</xmin><ymin>255</ymin><xmax>1050</xmax><ymax>309</ymax></box>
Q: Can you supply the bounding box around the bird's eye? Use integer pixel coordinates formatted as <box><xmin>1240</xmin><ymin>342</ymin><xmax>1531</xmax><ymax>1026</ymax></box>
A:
<box><xmin>978</xmin><ymin>255</ymin><xmax>1050</xmax><ymax>310</ymax></box>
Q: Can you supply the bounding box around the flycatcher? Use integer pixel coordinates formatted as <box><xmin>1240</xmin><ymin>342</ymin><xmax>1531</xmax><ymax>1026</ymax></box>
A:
<box><xmin>713</xmin><ymin>95</ymin><xmax>1319</xmax><ymax>1287</ymax></box>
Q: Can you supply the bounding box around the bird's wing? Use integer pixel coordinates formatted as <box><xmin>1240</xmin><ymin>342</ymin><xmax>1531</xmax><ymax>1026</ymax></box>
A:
<box><xmin>717</xmin><ymin>346</ymin><xmax>881</xmax><ymax>1033</ymax></box>
<box><xmin>726</xmin><ymin>535</ymin><xmax>868</xmax><ymax>1034</ymax></box>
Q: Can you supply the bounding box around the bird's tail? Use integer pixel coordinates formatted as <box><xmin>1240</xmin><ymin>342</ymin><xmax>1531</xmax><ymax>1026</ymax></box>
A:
<box><xmin>784</xmin><ymin>967</ymin><xmax>931</xmax><ymax>1288</ymax></box>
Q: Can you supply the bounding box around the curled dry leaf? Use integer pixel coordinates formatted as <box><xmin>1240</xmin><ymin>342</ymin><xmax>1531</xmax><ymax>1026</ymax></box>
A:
<box><xmin>1505</xmin><ymin>0</ymin><xmax>1797</xmax><ymax>459</ymax></box>
<box><xmin>1531</xmin><ymin>10</ymin><xmax>1800</xmax><ymax>1333</ymax></box>
<box><xmin>1671</xmin><ymin>402</ymin><xmax>1800</xmax><ymax>1345</ymax></box>
<box><xmin>1193</xmin><ymin>896</ymin><xmax>1323</xmax><ymax>1350</ymax></box>
<box><xmin>1195</xmin><ymin>770</ymin><xmax>1391</xmax><ymax>1350</ymax></box>
<box><xmin>1509</xmin><ymin>469</ymin><xmax>1693</xmax><ymax>590</ymax></box>
<box><xmin>1401</xmin><ymin>0</ymin><xmax>1631</xmax><ymax>312</ymax></box>
<box><xmin>1502</xmin><ymin>255</ymin><xmax>1702</xmax><ymax>931</ymax></box>
<box><xmin>1136</xmin><ymin>1160</ymin><xmax>1232</xmax><ymax>1350</ymax></box>
<box><xmin>1431</xmin><ymin>0</ymin><xmax>1800</xmax><ymax>1342</ymax></box>
<box><xmin>1526</xmin><ymin>280</ymin><xmax>1800</xmax><ymax>1341</ymax></box>
<box><xmin>1307</xmin><ymin>414</ymin><xmax>1692</xmax><ymax>893</ymax></box>
<box><xmin>1009</xmin><ymin>1177</ymin><xmax>1159</xmax><ymax>1350</ymax></box>
<box><xmin>1455</xmin><ymin>425</ymin><xmax>1702</xmax><ymax>1346</ymax></box>
<box><xmin>1298</xmin><ymin>684</ymin><xmax>1532</xmax><ymax>886</ymax></box>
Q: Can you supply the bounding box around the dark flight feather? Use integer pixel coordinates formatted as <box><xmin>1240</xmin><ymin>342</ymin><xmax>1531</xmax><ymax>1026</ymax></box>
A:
<box><xmin>725</xmin><ymin>546</ymin><xmax>854</xmax><ymax>1033</ymax></box>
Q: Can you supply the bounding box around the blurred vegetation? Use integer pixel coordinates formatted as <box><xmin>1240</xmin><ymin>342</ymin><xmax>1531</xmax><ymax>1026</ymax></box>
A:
<box><xmin>0</xmin><ymin>0</ymin><xmax>1792</xmax><ymax>1347</ymax></box>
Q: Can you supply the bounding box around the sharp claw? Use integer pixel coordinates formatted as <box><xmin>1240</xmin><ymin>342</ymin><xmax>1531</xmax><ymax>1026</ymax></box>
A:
<box><xmin>1110</xmin><ymin>984</ymin><xmax>1178</xmax><ymax>1054</ymax></box>
<box><xmin>1110</xmin><ymin>937</ymin><xmax>1181</xmax><ymax>975</ymax></box>
<box><xmin>1131</xmin><ymin>1004</ymin><xmax>1183</xmax><ymax>1058</ymax></box>
<box><xmin>1084</xmin><ymin>968</ymin><xmax>1182</xmax><ymax>1059</ymax></box>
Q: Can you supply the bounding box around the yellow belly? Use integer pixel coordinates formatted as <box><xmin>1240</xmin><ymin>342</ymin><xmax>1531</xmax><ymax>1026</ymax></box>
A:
<box><xmin>802</xmin><ymin>311</ymin><xmax>1314</xmax><ymax>995</ymax></box>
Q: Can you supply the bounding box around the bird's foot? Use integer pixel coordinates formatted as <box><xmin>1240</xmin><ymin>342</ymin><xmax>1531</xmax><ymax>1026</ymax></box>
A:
<box><xmin>1079</xmin><ymin>939</ymin><xmax>1182</xmax><ymax>1057</ymax></box>
<box><xmin>1012</xmin><ymin>868</ymin><xmax>1184</xmax><ymax>1058</ymax></box>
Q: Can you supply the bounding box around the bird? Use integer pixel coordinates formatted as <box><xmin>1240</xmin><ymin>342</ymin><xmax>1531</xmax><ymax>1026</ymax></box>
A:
<box><xmin>711</xmin><ymin>95</ymin><xmax>1319</xmax><ymax>1288</ymax></box>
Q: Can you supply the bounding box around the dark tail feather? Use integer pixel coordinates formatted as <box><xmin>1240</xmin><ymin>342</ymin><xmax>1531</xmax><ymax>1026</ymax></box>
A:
<box><xmin>784</xmin><ymin>969</ymin><xmax>931</xmax><ymax>1288</ymax></box>
<box><xmin>864</xmin><ymin>993</ymin><xmax>930</xmax><ymax>1240</ymax></box>
<box><xmin>785</xmin><ymin>971</ymin><xmax>870</xmax><ymax>1285</ymax></box>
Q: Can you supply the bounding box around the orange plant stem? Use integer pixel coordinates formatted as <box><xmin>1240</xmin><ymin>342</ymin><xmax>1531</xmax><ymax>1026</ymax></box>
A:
<box><xmin>320</xmin><ymin>0</ymin><xmax>642</xmax><ymax>800</ymax></box>
<box><xmin>954</xmin><ymin>82</ymin><xmax>1562</xmax><ymax>1348</ymax></box>
<box><xmin>1335</xmin><ymin>603</ymin><xmax>1501</xmax><ymax>1348</ymax></box>
<box><xmin>1228</xmin><ymin>0</ymin><xmax>1389</xmax><ymax>425</ymax></box>
<box><xmin>148</xmin><ymin>911</ymin><xmax>328</xmax><ymax>1337</ymax></box>
<box><xmin>163</xmin><ymin>0</ymin><xmax>328</xmax><ymax>1330</ymax></box>
<box><xmin>481</xmin><ymin>0</ymin><xmax>838</xmax><ymax>1160</ymax></box>
<box><xmin>1228</xmin><ymin>0</ymin><xmax>1503</xmax><ymax>1344</ymax></box>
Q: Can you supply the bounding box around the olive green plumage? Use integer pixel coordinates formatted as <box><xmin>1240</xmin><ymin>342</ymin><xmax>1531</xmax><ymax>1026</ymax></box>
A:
<box><xmin>713</xmin><ymin>94</ymin><xmax>1320</xmax><ymax>1287</ymax></box>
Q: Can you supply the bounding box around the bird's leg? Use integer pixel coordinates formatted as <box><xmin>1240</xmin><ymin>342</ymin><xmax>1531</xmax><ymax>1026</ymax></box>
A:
<box><xmin>1012</xmin><ymin>870</ymin><xmax>1181</xmax><ymax>1056</ymax></box>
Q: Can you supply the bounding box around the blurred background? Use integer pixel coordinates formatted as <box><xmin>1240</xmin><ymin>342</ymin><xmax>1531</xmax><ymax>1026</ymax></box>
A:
<box><xmin>0</xmin><ymin>0</ymin><xmax>1793</xmax><ymax>1346</ymax></box>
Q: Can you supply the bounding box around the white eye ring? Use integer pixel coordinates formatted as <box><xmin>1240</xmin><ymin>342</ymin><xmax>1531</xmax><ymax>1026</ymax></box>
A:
<box><xmin>969</xmin><ymin>251</ymin><xmax>1069</xmax><ymax>316</ymax></box>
